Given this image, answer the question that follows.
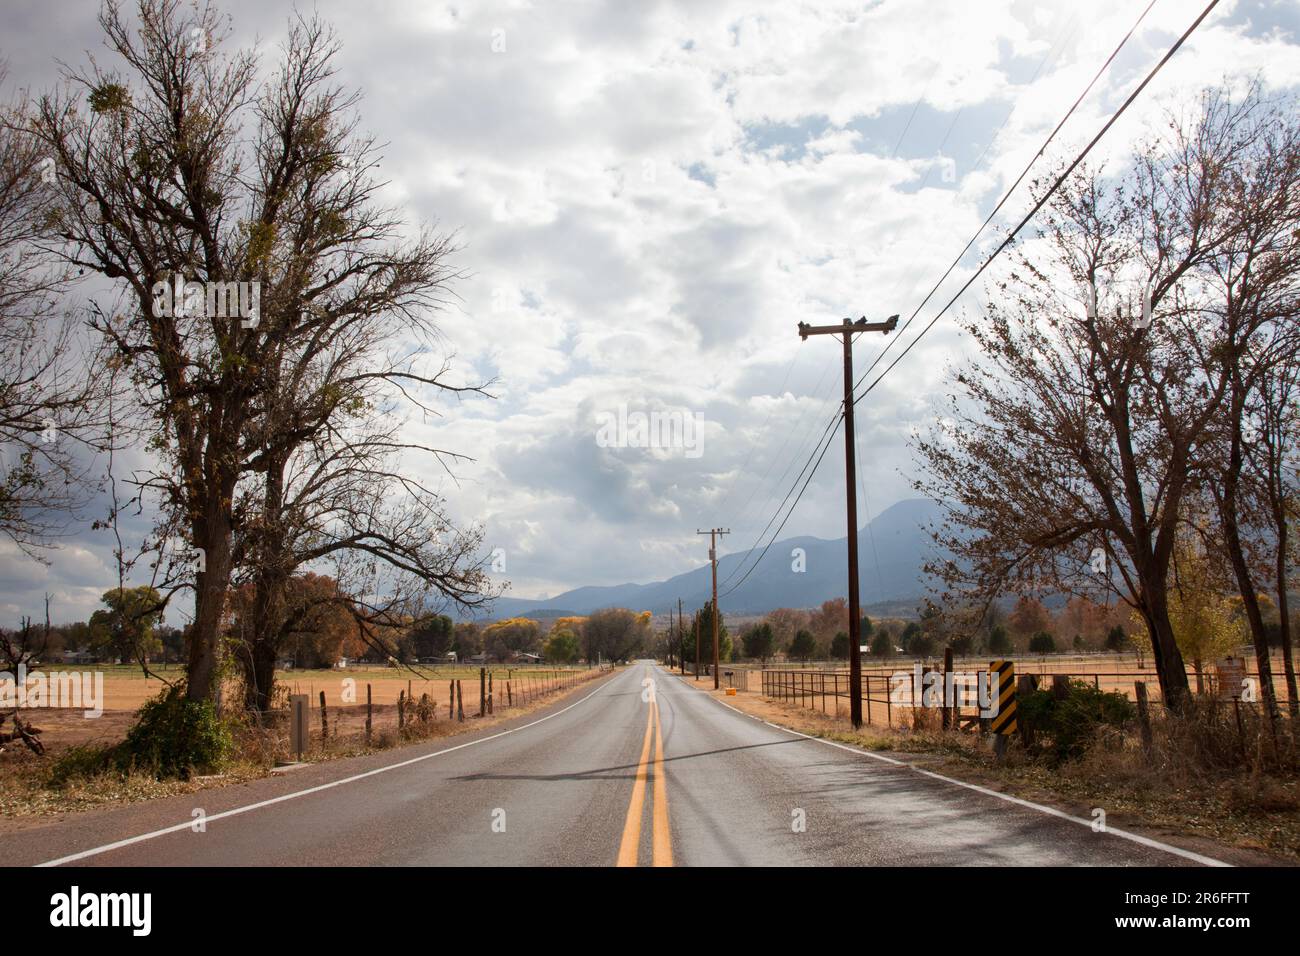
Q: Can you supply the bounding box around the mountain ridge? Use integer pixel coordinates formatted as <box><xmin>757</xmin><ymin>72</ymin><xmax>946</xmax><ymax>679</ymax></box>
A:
<box><xmin>460</xmin><ymin>497</ymin><xmax>944</xmax><ymax>620</ymax></box>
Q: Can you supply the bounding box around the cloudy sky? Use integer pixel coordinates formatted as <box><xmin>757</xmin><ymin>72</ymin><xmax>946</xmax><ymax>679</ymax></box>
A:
<box><xmin>2</xmin><ymin>0</ymin><xmax>1299</xmax><ymax>623</ymax></box>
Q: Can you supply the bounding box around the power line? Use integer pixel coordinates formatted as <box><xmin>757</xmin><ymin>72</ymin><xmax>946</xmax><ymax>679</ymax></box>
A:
<box><xmin>852</xmin><ymin>0</ymin><xmax>1161</xmax><ymax>396</ymax></box>
<box><xmin>719</xmin><ymin>7</ymin><xmax>1135</xmax><ymax>587</ymax></box>
<box><xmin>715</xmin><ymin>0</ymin><xmax>1215</xmax><ymax>600</ymax></box>
<box><xmin>721</xmin><ymin>409</ymin><xmax>841</xmax><ymax>598</ymax></box>
<box><xmin>718</xmin><ymin>402</ymin><xmax>841</xmax><ymax>590</ymax></box>
<box><xmin>720</xmin><ymin>330</ymin><xmax>877</xmax><ymax>592</ymax></box>
<box><xmin>855</xmin><ymin>0</ymin><xmax>1219</xmax><ymax>407</ymax></box>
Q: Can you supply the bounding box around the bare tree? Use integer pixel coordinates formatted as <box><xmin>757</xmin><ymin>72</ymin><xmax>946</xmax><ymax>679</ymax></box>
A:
<box><xmin>1190</xmin><ymin>87</ymin><xmax>1300</xmax><ymax>725</ymax></box>
<box><xmin>232</xmin><ymin>412</ymin><xmax>497</xmax><ymax>712</ymax></box>
<box><xmin>26</xmin><ymin>2</ymin><xmax>487</xmax><ymax>703</ymax></box>
<box><xmin>0</xmin><ymin>69</ymin><xmax>116</xmax><ymax>557</ymax></box>
<box><xmin>1245</xmin><ymin>338</ymin><xmax>1300</xmax><ymax>717</ymax></box>
<box><xmin>914</xmin><ymin>87</ymin><xmax>1288</xmax><ymax>709</ymax></box>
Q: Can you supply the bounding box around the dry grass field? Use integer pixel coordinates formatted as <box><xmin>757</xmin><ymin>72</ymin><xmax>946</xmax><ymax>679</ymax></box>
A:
<box><xmin>0</xmin><ymin>663</ymin><xmax>594</xmax><ymax>762</ymax></box>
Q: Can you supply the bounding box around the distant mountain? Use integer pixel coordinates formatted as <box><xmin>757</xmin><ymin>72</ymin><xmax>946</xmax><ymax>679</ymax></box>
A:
<box><xmin>462</xmin><ymin>498</ymin><xmax>944</xmax><ymax>621</ymax></box>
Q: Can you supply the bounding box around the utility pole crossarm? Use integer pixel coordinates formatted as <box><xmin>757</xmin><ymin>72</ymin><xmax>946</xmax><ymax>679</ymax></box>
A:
<box><xmin>797</xmin><ymin>315</ymin><xmax>898</xmax><ymax>340</ymax></box>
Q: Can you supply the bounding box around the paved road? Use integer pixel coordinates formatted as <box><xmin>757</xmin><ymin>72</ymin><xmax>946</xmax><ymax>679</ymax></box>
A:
<box><xmin>4</xmin><ymin>662</ymin><xmax>1223</xmax><ymax>866</ymax></box>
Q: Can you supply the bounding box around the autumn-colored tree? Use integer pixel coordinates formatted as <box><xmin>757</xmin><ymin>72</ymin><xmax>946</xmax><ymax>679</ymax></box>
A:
<box><xmin>1163</xmin><ymin>531</ymin><xmax>1246</xmax><ymax>693</ymax></box>
<box><xmin>227</xmin><ymin>573</ymin><xmax>354</xmax><ymax>684</ymax></box>
<box><xmin>583</xmin><ymin>608</ymin><xmax>651</xmax><ymax>663</ymax></box>
<box><xmin>482</xmin><ymin>618</ymin><xmax>542</xmax><ymax>662</ymax></box>
<box><xmin>1008</xmin><ymin>596</ymin><xmax>1052</xmax><ymax>646</ymax></box>
<box><xmin>89</xmin><ymin>586</ymin><xmax>164</xmax><ymax>664</ymax></box>
<box><xmin>1054</xmin><ymin>596</ymin><xmax>1110</xmax><ymax>650</ymax></box>
<box><xmin>543</xmin><ymin>629</ymin><xmax>580</xmax><ymax>664</ymax></box>
<box><xmin>765</xmin><ymin>608</ymin><xmax>808</xmax><ymax>652</ymax></box>
<box><xmin>809</xmin><ymin>598</ymin><xmax>848</xmax><ymax>648</ymax></box>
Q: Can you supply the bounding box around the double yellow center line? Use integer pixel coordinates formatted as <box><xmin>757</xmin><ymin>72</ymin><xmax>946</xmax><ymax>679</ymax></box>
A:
<box><xmin>615</xmin><ymin>677</ymin><xmax>672</xmax><ymax>867</ymax></box>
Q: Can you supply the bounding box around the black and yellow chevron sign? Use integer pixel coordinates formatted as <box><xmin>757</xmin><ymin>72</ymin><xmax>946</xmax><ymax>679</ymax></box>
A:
<box><xmin>989</xmin><ymin>660</ymin><xmax>1017</xmax><ymax>735</ymax></box>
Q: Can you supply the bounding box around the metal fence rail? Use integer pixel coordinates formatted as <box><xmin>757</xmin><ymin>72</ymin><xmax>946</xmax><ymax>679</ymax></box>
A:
<box><xmin>745</xmin><ymin>662</ymin><xmax>1288</xmax><ymax>729</ymax></box>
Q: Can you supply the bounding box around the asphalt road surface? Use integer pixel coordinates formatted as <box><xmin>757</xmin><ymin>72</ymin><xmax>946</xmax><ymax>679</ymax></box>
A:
<box><xmin>4</xmin><ymin>662</ymin><xmax>1226</xmax><ymax>866</ymax></box>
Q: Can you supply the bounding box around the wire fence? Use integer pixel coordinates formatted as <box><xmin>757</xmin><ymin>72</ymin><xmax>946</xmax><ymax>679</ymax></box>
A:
<box><xmin>283</xmin><ymin>664</ymin><xmax>613</xmax><ymax>754</ymax></box>
<box><xmin>709</xmin><ymin>656</ymin><xmax>1295</xmax><ymax>729</ymax></box>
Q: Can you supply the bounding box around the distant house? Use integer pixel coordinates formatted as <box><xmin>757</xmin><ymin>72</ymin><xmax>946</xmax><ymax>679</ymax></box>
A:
<box><xmin>441</xmin><ymin>651</ymin><xmax>458</xmax><ymax>664</ymax></box>
<box><xmin>60</xmin><ymin>649</ymin><xmax>97</xmax><ymax>665</ymax></box>
<box><xmin>466</xmin><ymin>652</ymin><xmax>487</xmax><ymax>665</ymax></box>
<box><xmin>513</xmin><ymin>651</ymin><xmax>544</xmax><ymax>664</ymax></box>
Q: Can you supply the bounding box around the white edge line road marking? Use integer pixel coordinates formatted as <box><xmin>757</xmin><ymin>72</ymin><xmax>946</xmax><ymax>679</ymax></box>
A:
<box><xmin>37</xmin><ymin>675</ymin><xmax>621</xmax><ymax>868</ymax></box>
<box><xmin>660</xmin><ymin>665</ymin><xmax>1230</xmax><ymax>868</ymax></box>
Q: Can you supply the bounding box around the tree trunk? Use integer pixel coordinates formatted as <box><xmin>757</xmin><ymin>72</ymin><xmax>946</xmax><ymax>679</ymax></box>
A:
<box><xmin>186</xmin><ymin>472</ymin><xmax>238</xmax><ymax>704</ymax></box>
<box><xmin>1140</xmin><ymin>582</ymin><xmax>1190</xmax><ymax>711</ymax></box>
<box><xmin>1218</xmin><ymin>471</ymin><xmax>1280</xmax><ymax>723</ymax></box>
<box><xmin>1275</xmin><ymin>520</ymin><xmax>1299</xmax><ymax>717</ymax></box>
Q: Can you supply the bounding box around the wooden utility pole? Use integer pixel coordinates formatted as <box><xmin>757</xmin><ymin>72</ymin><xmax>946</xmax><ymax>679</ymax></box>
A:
<box><xmin>697</xmin><ymin>528</ymin><xmax>730</xmax><ymax>689</ymax></box>
<box><xmin>694</xmin><ymin>609</ymin><xmax>700</xmax><ymax>681</ymax></box>
<box><xmin>797</xmin><ymin>315</ymin><xmax>898</xmax><ymax>728</ymax></box>
<box><xmin>678</xmin><ymin>598</ymin><xmax>685</xmax><ymax>675</ymax></box>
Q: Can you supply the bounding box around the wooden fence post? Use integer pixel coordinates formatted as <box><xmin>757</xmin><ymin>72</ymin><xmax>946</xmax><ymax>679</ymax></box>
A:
<box><xmin>507</xmin><ymin>680</ymin><xmax>513</xmax><ymax>707</ymax></box>
<box><xmin>942</xmin><ymin>648</ymin><xmax>954</xmax><ymax>730</ymax></box>
<box><xmin>1017</xmin><ymin>674</ymin><xmax>1037</xmax><ymax>748</ymax></box>
<box><xmin>456</xmin><ymin>680</ymin><xmax>464</xmax><ymax>721</ymax></box>
<box><xmin>398</xmin><ymin>690</ymin><xmax>405</xmax><ymax>730</ymax></box>
<box><xmin>1051</xmin><ymin>675</ymin><xmax>1070</xmax><ymax>701</ymax></box>
<box><xmin>479</xmin><ymin>667</ymin><xmax>486</xmax><ymax>717</ymax></box>
<box><xmin>449</xmin><ymin>679</ymin><xmax>455</xmax><ymax>719</ymax></box>
<box><xmin>319</xmin><ymin>690</ymin><xmax>328</xmax><ymax>743</ymax></box>
<box><xmin>488</xmin><ymin>673</ymin><xmax>494</xmax><ymax>715</ymax></box>
<box><xmin>365</xmin><ymin>683</ymin><xmax>372</xmax><ymax>744</ymax></box>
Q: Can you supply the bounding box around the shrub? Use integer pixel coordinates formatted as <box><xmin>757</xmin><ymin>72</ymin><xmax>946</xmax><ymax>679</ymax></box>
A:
<box><xmin>47</xmin><ymin>744</ymin><xmax>116</xmax><ymax>788</ymax></box>
<box><xmin>1018</xmin><ymin>680</ymin><xmax>1135</xmax><ymax>763</ymax></box>
<box><xmin>1105</xmin><ymin>625</ymin><xmax>1126</xmax><ymax>652</ymax></box>
<box><xmin>987</xmin><ymin>625</ymin><xmax>1012</xmax><ymax>655</ymax></box>
<box><xmin>1028</xmin><ymin>631</ymin><xmax>1056</xmax><ymax>654</ymax></box>
<box><xmin>116</xmin><ymin>684</ymin><xmax>233</xmax><ymax>779</ymax></box>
